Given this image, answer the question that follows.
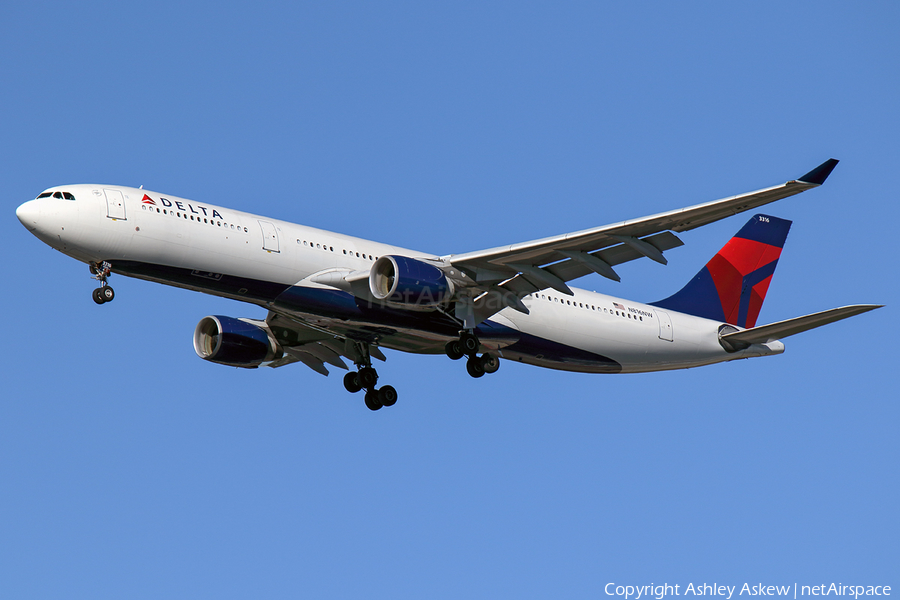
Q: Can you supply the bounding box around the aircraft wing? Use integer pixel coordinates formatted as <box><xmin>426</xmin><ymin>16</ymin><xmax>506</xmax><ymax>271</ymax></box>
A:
<box><xmin>445</xmin><ymin>160</ymin><xmax>839</xmax><ymax>305</ymax></box>
<box><xmin>263</xmin><ymin>311</ymin><xmax>392</xmax><ymax>376</ymax></box>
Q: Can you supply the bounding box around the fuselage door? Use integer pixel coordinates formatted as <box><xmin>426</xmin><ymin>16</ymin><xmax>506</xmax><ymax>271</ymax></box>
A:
<box><xmin>656</xmin><ymin>309</ymin><xmax>674</xmax><ymax>341</ymax></box>
<box><xmin>259</xmin><ymin>220</ymin><xmax>280</xmax><ymax>253</ymax></box>
<box><xmin>104</xmin><ymin>188</ymin><xmax>126</xmax><ymax>220</ymax></box>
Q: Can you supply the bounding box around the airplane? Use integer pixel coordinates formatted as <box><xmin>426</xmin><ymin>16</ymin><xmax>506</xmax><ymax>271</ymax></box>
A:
<box><xmin>15</xmin><ymin>158</ymin><xmax>881</xmax><ymax>410</ymax></box>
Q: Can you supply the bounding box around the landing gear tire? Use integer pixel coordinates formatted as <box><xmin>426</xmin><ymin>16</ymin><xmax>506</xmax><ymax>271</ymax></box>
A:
<box><xmin>364</xmin><ymin>389</ymin><xmax>383</xmax><ymax>411</ymax></box>
<box><xmin>445</xmin><ymin>340</ymin><xmax>464</xmax><ymax>361</ymax></box>
<box><xmin>343</xmin><ymin>371</ymin><xmax>362</xmax><ymax>393</ymax></box>
<box><xmin>89</xmin><ymin>262</ymin><xmax>113</xmax><ymax>303</ymax></box>
<box><xmin>92</xmin><ymin>286</ymin><xmax>115</xmax><ymax>304</ymax></box>
<box><xmin>358</xmin><ymin>367</ymin><xmax>378</xmax><ymax>389</ymax></box>
<box><xmin>460</xmin><ymin>332</ymin><xmax>479</xmax><ymax>355</ymax></box>
<box><xmin>466</xmin><ymin>356</ymin><xmax>486</xmax><ymax>378</ymax></box>
<box><xmin>481</xmin><ymin>353</ymin><xmax>500</xmax><ymax>374</ymax></box>
<box><xmin>379</xmin><ymin>385</ymin><xmax>398</xmax><ymax>407</ymax></box>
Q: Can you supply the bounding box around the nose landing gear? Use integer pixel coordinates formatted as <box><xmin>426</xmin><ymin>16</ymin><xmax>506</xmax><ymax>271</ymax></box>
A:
<box><xmin>90</xmin><ymin>262</ymin><xmax>115</xmax><ymax>304</ymax></box>
<box><xmin>92</xmin><ymin>286</ymin><xmax>115</xmax><ymax>304</ymax></box>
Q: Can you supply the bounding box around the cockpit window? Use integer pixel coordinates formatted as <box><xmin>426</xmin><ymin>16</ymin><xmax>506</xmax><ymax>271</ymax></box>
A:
<box><xmin>38</xmin><ymin>191</ymin><xmax>76</xmax><ymax>200</ymax></box>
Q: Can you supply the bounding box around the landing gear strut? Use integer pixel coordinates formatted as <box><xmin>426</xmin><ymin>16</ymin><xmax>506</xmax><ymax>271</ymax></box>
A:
<box><xmin>343</xmin><ymin>341</ymin><xmax>398</xmax><ymax>411</ymax></box>
<box><xmin>447</xmin><ymin>330</ymin><xmax>501</xmax><ymax>379</ymax></box>
<box><xmin>90</xmin><ymin>261</ymin><xmax>115</xmax><ymax>304</ymax></box>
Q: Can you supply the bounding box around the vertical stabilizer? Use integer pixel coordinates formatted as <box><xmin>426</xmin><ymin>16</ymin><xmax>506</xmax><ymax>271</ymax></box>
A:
<box><xmin>651</xmin><ymin>214</ymin><xmax>791</xmax><ymax>328</ymax></box>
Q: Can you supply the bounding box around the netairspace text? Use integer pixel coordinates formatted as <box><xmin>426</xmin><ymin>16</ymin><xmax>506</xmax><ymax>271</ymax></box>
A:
<box><xmin>605</xmin><ymin>583</ymin><xmax>892</xmax><ymax>600</ymax></box>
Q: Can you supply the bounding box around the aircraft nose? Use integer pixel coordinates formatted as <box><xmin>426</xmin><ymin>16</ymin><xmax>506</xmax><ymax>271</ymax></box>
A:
<box><xmin>16</xmin><ymin>199</ymin><xmax>40</xmax><ymax>231</ymax></box>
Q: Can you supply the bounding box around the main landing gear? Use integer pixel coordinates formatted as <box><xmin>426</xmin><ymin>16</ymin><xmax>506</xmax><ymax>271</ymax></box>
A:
<box><xmin>342</xmin><ymin>343</ymin><xmax>397</xmax><ymax>411</ymax></box>
<box><xmin>445</xmin><ymin>331</ymin><xmax>500</xmax><ymax>379</ymax></box>
<box><xmin>90</xmin><ymin>261</ymin><xmax>115</xmax><ymax>305</ymax></box>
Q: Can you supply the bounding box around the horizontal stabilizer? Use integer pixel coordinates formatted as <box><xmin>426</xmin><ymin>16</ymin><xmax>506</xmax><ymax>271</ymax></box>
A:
<box><xmin>720</xmin><ymin>304</ymin><xmax>882</xmax><ymax>346</ymax></box>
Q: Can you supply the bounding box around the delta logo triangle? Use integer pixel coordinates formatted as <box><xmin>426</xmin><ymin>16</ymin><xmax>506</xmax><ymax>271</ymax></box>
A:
<box><xmin>141</xmin><ymin>194</ymin><xmax>156</xmax><ymax>205</ymax></box>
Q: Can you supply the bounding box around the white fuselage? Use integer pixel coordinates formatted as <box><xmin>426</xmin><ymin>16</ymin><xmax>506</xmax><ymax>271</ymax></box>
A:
<box><xmin>16</xmin><ymin>184</ymin><xmax>784</xmax><ymax>374</ymax></box>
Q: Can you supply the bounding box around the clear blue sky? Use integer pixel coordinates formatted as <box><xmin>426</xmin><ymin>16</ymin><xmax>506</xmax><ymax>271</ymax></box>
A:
<box><xmin>2</xmin><ymin>2</ymin><xmax>897</xmax><ymax>598</ymax></box>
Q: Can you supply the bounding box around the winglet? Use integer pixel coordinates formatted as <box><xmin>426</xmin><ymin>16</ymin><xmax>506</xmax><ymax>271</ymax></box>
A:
<box><xmin>797</xmin><ymin>158</ymin><xmax>839</xmax><ymax>185</ymax></box>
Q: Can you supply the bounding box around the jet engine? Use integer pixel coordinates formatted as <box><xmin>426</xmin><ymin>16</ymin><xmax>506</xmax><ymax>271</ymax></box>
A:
<box><xmin>369</xmin><ymin>255</ymin><xmax>454</xmax><ymax>307</ymax></box>
<box><xmin>193</xmin><ymin>315</ymin><xmax>281</xmax><ymax>368</ymax></box>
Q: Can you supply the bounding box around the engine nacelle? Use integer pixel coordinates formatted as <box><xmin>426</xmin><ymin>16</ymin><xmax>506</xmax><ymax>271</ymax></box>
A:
<box><xmin>193</xmin><ymin>315</ymin><xmax>281</xmax><ymax>368</ymax></box>
<box><xmin>369</xmin><ymin>255</ymin><xmax>454</xmax><ymax>306</ymax></box>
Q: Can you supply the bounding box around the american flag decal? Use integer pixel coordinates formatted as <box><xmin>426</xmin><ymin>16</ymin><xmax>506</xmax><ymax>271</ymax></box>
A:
<box><xmin>614</xmin><ymin>302</ymin><xmax>625</xmax><ymax>310</ymax></box>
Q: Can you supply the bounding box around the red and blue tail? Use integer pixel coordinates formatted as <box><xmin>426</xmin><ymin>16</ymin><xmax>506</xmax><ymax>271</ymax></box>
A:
<box><xmin>651</xmin><ymin>214</ymin><xmax>791</xmax><ymax>328</ymax></box>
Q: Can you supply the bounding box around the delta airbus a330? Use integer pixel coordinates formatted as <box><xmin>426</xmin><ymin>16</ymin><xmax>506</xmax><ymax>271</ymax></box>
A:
<box><xmin>16</xmin><ymin>159</ymin><xmax>880</xmax><ymax>410</ymax></box>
